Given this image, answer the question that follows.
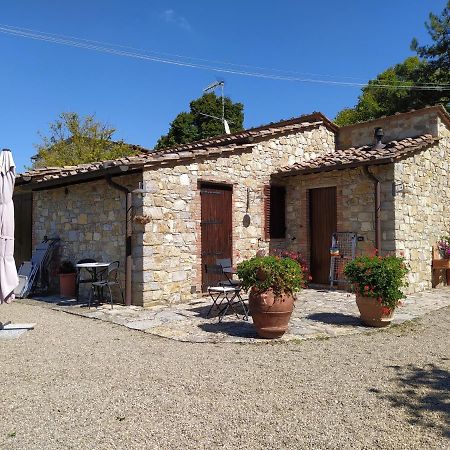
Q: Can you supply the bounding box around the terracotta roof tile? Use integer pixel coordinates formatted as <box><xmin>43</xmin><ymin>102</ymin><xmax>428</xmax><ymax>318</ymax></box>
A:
<box><xmin>18</xmin><ymin>116</ymin><xmax>328</xmax><ymax>186</ymax></box>
<box><xmin>275</xmin><ymin>134</ymin><xmax>437</xmax><ymax>177</ymax></box>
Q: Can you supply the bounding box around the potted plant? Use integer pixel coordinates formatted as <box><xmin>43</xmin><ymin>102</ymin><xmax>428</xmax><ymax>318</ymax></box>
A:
<box><xmin>437</xmin><ymin>236</ymin><xmax>450</xmax><ymax>284</ymax></box>
<box><xmin>237</xmin><ymin>253</ymin><xmax>306</xmax><ymax>338</ymax></box>
<box><xmin>344</xmin><ymin>254</ymin><xmax>409</xmax><ymax>327</ymax></box>
<box><xmin>59</xmin><ymin>260</ymin><xmax>77</xmax><ymax>297</ymax></box>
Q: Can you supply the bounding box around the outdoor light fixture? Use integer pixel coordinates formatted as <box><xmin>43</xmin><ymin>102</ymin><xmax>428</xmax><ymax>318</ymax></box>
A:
<box><xmin>131</xmin><ymin>181</ymin><xmax>150</xmax><ymax>197</ymax></box>
<box><xmin>119</xmin><ymin>164</ymin><xmax>129</xmax><ymax>172</ymax></box>
<box><xmin>22</xmin><ymin>175</ymin><xmax>32</xmax><ymax>182</ymax></box>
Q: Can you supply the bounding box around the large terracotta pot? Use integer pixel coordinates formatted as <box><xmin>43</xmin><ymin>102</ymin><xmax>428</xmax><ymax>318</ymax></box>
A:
<box><xmin>249</xmin><ymin>288</ymin><xmax>294</xmax><ymax>338</ymax></box>
<box><xmin>59</xmin><ymin>273</ymin><xmax>77</xmax><ymax>297</ymax></box>
<box><xmin>355</xmin><ymin>294</ymin><xmax>394</xmax><ymax>327</ymax></box>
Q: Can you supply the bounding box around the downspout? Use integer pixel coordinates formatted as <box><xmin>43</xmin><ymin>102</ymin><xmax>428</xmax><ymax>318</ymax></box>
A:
<box><xmin>363</xmin><ymin>166</ymin><xmax>382</xmax><ymax>254</ymax></box>
<box><xmin>106</xmin><ymin>175</ymin><xmax>132</xmax><ymax>306</ymax></box>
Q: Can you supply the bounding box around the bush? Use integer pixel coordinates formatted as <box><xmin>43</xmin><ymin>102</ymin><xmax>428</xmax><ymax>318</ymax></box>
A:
<box><xmin>237</xmin><ymin>255</ymin><xmax>306</xmax><ymax>296</ymax></box>
<box><xmin>344</xmin><ymin>255</ymin><xmax>409</xmax><ymax>310</ymax></box>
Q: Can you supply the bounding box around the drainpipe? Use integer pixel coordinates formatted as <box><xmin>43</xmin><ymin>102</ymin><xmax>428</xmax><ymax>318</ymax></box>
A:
<box><xmin>363</xmin><ymin>166</ymin><xmax>382</xmax><ymax>254</ymax></box>
<box><xmin>106</xmin><ymin>176</ymin><xmax>132</xmax><ymax>306</ymax></box>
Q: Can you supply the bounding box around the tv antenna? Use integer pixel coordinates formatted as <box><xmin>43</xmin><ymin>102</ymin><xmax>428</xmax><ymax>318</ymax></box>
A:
<box><xmin>201</xmin><ymin>80</ymin><xmax>231</xmax><ymax>134</ymax></box>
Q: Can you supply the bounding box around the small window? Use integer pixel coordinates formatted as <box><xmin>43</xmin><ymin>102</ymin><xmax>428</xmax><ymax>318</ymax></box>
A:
<box><xmin>264</xmin><ymin>185</ymin><xmax>286</xmax><ymax>239</ymax></box>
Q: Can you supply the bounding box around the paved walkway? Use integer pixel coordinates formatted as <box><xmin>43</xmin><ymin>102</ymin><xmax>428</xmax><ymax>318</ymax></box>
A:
<box><xmin>23</xmin><ymin>286</ymin><xmax>450</xmax><ymax>343</ymax></box>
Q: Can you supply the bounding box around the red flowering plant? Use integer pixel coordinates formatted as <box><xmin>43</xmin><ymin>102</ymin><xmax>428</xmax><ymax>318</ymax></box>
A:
<box><xmin>437</xmin><ymin>236</ymin><xmax>450</xmax><ymax>259</ymax></box>
<box><xmin>270</xmin><ymin>249</ymin><xmax>311</xmax><ymax>285</ymax></box>
<box><xmin>237</xmin><ymin>254</ymin><xmax>306</xmax><ymax>297</ymax></box>
<box><xmin>343</xmin><ymin>254</ymin><xmax>409</xmax><ymax>314</ymax></box>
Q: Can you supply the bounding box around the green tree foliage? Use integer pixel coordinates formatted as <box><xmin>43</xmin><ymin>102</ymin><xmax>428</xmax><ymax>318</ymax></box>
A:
<box><xmin>155</xmin><ymin>93</ymin><xmax>244</xmax><ymax>149</ymax></box>
<box><xmin>32</xmin><ymin>112</ymin><xmax>138</xmax><ymax>168</ymax></box>
<box><xmin>335</xmin><ymin>2</ymin><xmax>449</xmax><ymax>126</ymax></box>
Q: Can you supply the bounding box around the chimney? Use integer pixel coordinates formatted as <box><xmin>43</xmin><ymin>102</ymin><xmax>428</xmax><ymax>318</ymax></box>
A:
<box><xmin>372</xmin><ymin>127</ymin><xmax>385</xmax><ymax>149</ymax></box>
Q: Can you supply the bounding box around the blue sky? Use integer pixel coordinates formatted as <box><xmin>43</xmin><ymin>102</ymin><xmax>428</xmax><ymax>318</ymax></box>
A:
<box><xmin>0</xmin><ymin>0</ymin><xmax>445</xmax><ymax>171</ymax></box>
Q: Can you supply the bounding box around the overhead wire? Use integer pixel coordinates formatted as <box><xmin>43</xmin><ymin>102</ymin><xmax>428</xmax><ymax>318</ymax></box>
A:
<box><xmin>0</xmin><ymin>24</ymin><xmax>449</xmax><ymax>91</ymax></box>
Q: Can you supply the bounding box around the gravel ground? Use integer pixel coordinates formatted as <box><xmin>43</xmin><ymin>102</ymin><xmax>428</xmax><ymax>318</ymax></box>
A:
<box><xmin>0</xmin><ymin>301</ymin><xmax>449</xmax><ymax>450</ymax></box>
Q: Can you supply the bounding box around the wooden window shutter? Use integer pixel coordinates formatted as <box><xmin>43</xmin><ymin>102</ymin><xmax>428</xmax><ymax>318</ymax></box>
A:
<box><xmin>263</xmin><ymin>185</ymin><xmax>271</xmax><ymax>240</ymax></box>
<box><xmin>270</xmin><ymin>186</ymin><xmax>286</xmax><ymax>239</ymax></box>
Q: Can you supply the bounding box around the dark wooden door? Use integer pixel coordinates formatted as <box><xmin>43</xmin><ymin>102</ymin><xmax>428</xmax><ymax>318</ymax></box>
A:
<box><xmin>13</xmin><ymin>192</ymin><xmax>33</xmax><ymax>268</ymax></box>
<box><xmin>201</xmin><ymin>184</ymin><xmax>232</xmax><ymax>291</ymax></box>
<box><xmin>310</xmin><ymin>187</ymin><xmax>337</xmax><ymax>284</ymax></box>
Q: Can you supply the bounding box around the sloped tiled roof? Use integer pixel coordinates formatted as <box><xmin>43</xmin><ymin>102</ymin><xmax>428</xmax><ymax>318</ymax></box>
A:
<box><xmin>275</xmin><ymin>135</ymin><xmax>437</xmax><ymax>177</ymax></box>
<box><xmin>17</xmin><ymin>113</ymin><xmax>330</xmax><ymax>186</ymax></box>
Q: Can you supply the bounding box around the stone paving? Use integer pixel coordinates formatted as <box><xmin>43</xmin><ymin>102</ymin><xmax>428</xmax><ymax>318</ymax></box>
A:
<box><xmin>22</xmin><ymin>286</ymin><xmax>450</xmax><ymax>344</ymax></box>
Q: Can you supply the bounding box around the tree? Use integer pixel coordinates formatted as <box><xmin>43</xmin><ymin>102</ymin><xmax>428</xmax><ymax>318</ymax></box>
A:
<box><xmin>335</xmin><ymin>2</ymin><xmax>449</xmax><ymax>126</ymax></box>
<box><xmin>32</xmin><ymin>112</ymin><xmax>138</xmax><ymax>168</ymax></box>
<box><xmin>156</xmin><ymin>93</ymin><xmax>244</xmax><ymax>149</ymax></box>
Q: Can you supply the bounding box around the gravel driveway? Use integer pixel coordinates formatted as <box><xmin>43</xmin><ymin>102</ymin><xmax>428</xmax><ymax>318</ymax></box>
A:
<box><xmin>0</xmin><ymin>301</ymin><xmax>449</xmax><ymax>450</ymax></box>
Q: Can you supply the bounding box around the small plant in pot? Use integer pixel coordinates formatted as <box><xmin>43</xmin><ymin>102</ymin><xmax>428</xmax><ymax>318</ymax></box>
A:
<box><xmin>237</xmin><ymin>254</ymin><xmax>306</xmax><ymax>338</ymax></box>
<box><xmin>59</xmin><ymin>260</ymin><xmax>77</xmax><ymax>297</ymax></box>
<box><xmin>344</xmin><ymin>254</ymin><xmax>409</xmax><ymax>327</ymax></box>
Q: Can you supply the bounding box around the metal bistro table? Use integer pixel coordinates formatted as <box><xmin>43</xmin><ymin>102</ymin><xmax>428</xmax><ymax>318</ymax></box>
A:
<box><xmin>76</xmin><ymin>262</ymin><xmax>110</xmax><ymax>302</ymax></box>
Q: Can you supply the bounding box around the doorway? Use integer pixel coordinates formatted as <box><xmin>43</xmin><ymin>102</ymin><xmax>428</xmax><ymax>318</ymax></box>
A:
<box><xmin>309</xmin><ymin>187</ymin><xmax>337</xmax><ymax>284</ymax></box>
<box><xmin>200</xmin><ymin>183</ymin><xmax>232</xmax><ymax>291</ymax></box>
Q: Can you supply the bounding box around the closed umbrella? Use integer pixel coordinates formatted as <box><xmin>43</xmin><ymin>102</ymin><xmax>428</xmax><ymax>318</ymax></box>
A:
<box><xmin>0</xmin><ymin>148</ymin><xmax>18</xmax><ymax>304</ymax></box>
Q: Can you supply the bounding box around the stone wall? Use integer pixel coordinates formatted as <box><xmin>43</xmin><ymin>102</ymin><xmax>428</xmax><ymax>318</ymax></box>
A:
<box><xmin>338</xmin><ymin>108</ymin><xmax>441</xmax><ymax>149</ymax></box>
<box><xmin>137</xmin><ymin>126</ymin><xmax>336</xmax><ymax>306</ymax></box>
<box><xmin>33</xmin><ymin>173</ymin><xmax>143</xmax><ymax>297</ymax></box>
<box><xmin>283</xmin><ymin>165</ymin><xmax>395</xmax><ymax>263</ymax></box>
<box><xmin>394</xmin><ymin>136</ymin><xmax>450</xmax><ymax>292</ymax></box>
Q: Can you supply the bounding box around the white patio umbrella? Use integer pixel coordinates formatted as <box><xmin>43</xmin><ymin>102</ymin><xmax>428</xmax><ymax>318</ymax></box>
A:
<box><xmin>0</xmin><ymin>149</ymin><xmax>19</xmax><ymax>305</ymax></box>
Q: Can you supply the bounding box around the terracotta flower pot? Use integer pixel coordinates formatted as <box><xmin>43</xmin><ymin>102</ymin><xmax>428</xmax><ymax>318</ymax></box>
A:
<box><xmin>59</xmin><ymin>273</ymin><xmax>77</xmax><ymax>297</ymax></box>
<box><xmin>249</xmin><ymin>288</ymin><xmax>294</xmax><ymax>338</ymax></box>
<box><xmin>355</xmin><ymin>294</ymin><xmax>394</xmax><ymax>327</ymax></box>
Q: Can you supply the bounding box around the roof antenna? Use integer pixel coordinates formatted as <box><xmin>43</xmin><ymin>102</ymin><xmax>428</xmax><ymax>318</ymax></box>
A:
<box><xmin>202</xmin><ymin>80</ymin><xmax>231</xmax><ymax>134</ymax></box>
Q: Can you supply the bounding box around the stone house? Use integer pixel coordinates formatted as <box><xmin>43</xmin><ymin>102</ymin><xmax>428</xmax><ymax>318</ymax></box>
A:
<box><xmin>15</xmin><ymin>106</ymin><xmax>450</xmax><ymax>305</ymax></box>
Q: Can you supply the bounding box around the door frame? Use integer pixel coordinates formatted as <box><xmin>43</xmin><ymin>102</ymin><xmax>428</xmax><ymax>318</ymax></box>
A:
<box><xmin>309</xmin><ymin>186</ymin><xmax>337</xmax><ymax>285</ymax></box>
<box><xmin>199</xmin><ymin>181</ymin><xmax>233</xmax><ymax>292</ymax></box>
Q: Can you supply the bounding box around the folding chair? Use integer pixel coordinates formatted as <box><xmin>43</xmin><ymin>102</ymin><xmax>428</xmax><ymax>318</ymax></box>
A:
<box><xmin>88</xmin><ymin>261</ymin><xmax>124</xmax><ymax>309</ymax></box>
<box><xmin>216</xmin><ymin>258</ymin><xmax>241</xmax><ymax>288</ymax></box>
<box><xmin>14</xmin><ymin>237</ymin><xmax>59</xmax><ymax>298</ymax></box>
<box><xmin>205</xmin><ymin>264</ymin><xmax>248</xmax><ymax>322</ymax></box>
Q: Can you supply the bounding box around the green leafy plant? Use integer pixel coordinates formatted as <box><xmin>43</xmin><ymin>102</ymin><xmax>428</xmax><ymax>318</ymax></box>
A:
<box><xmin>344</xmin><ymin>255</ymin><xmax>409</xmax><ymax>312</ymax></box>
<box><xmin>236</xmin><ymin>255</ymin><xmax>306</xmax><ymax>296</ymax></box>
<box><xmin>59</xmin><ymin>260</ymin><xmax>76</xmax><ymax>274</ymax></box>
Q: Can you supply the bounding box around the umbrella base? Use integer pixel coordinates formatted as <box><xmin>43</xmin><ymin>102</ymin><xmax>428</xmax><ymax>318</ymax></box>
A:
<box><xmin>0</xmin><ymin>321</ymin><xmax>11</xmax><ymax>330</ymax></box>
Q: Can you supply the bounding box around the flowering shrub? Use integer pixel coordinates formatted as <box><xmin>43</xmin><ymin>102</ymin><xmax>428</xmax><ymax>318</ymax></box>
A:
<box><xmin>270</xmin><ymin>249</ymin><xmax>311</xmax><ymax>283</ymax></box>
<box><xmin>237</xmin><ymin>255</ymin><xmax>306</xmax><ymax>296</ymax></box>
<box><xmin>437</xmin><ymin>236</ymin><xmax>450</xmax><ymax>259</ymax></box>
<box><xmin>344</xmin><ymin>255</ymin><xmax>409</xmax><ymax>312</ymax></box>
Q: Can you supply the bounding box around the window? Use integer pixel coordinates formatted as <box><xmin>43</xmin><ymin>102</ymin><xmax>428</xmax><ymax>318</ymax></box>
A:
<box><xmin>264</xmin><ymin>185</ymin><xmax>286</xmax><ymax>239</ymax></box>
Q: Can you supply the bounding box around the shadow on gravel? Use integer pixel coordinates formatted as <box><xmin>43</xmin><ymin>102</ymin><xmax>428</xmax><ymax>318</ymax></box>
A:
<box><xmin>306</xmin><ymin>312</ymin><xmax>362</xmax><ymax>326</ymax></box>
<box><xmin>376</xmin><ymin>363</ymin><xmax>450</xmax><ymax>437</ymax></box>
<box><xmin>198</xmin><ymin>321</ymin><xmax>258</xmax><ymax>338</ymax></box>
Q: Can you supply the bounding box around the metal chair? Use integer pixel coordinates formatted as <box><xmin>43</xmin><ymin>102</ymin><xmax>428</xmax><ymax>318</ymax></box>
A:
<box><xmin>215</xmin><ymin>258</ymin><xmax>241</xmax><ymax>288</ymax></box>
<box><xmin>205</xmin><ymin>264</ymin><xmax>248</xmax><ymax>322</ymax></box>
<box><xmin>88</xmin><ymin>261</ymin><xmax>124</xmax><ymax>309</ymax></box>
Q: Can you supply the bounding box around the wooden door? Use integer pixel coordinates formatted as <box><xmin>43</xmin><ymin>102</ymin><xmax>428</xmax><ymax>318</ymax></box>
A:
<box><xmin>201</xmin><ymin>184</ymin><xmax>232</xmax><ymax>291</ymax></box>
<box><xmin>13</xmin><ymin>192</ymin><xmax>33</xmax><ymax>268</ymax></box>
<box><xmin>310</xmin><ymin>187</ymin><xmax>337</xmax><ymax>284</ymax></box>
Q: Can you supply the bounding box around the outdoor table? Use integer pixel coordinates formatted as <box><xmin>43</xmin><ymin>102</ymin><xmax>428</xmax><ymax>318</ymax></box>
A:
<box><xmin>75</xmin><ymin>262</ymin><xmax>110</xmax><ymax>301</ymax></box>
